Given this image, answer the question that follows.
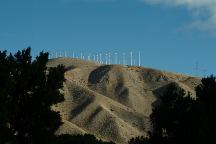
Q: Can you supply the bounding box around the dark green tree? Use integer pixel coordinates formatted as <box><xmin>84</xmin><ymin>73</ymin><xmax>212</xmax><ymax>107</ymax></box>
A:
<box><xmin>149</xmin><ymin>83</ymin><xmax>197</xmax><ymax>144</ymax></box>
<box><xmin>0</xmin><ymin>48</ymin><xmax>65</xmax><ymax>144</ymax></box>
<box><xmin>0</xmin><ymin>51</ymin><xmax>15</xmax><ymax>143</ymax></box>
<box><xmin>129</xmin><ymin>75</ymin><xmax>216</xmax><ymax>144</ymax></box>
<box><xmin>196</xmin><ymin>75</ymin><xmax>216</xmax><ymax>144</ymax></box>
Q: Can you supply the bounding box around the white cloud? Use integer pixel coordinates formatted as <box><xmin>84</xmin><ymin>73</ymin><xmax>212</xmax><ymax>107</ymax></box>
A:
<box><xmin>142</xmin><ymin>0</ymin><xmax>216</xmax><ymax>32</ymax></box>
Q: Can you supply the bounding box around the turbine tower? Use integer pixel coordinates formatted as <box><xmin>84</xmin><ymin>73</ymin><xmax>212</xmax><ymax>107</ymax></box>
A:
<box><xmin>49</xmin><ymin>52</ymin><xmax>52</xmax><ymax>59</ymax></box>
<box><xmin>195</xmin><ymin>61</ymin><xmax>199</xmax><ymax>76</ymax></box>
<box><xmin>138</xmin><ymin>52</ymin><xmax>141</xmax><ymax>66</ymax></box>
<box><xmin>72</xmin><ymin>52</ymin><xmax>75</xmax><ymax>58</ymax></box>
<box><xmin>64</xmin><ymin>51</ymin><xmax>67</xmax><ymax>57</ymax></box>
<box><xmin>108</xmin><ymin>52</ymin><xmax>111</xmax><ymax>64</ymax></box>
<box><xmin>80</xmin><ymin>52</ymin><xmax>83</xmax><ymax>59</ymax></box>
<box><xmin>130</xmin><ymin>52</ymin><xmax>133</xmax><ymax>66</ymax></box>
<box><xmin>96</xmin><ymin>53</ymin><xmax>99</xmax><ymax>62</ymax></box>
<box><xmin>99</xmin><ymin>53</ymin><xmax>102</xmax><ymax>64</ymax></box>
<box><xmin>115</xmin><ymin>52</ymin><xmax>118</xmax><ymax>64</ymax></box>
<box><xmin>55</xmin><ymin>52</ymin><xmax>58</xmax><ymax>58</ymax></box>
<box><xmin>93</xmin><ymin>54</ymin><xmax>96</xmax><ymax>62</ymax></box>
<box><xmin>123</xmin><ymin>53</ymin><xmax>126</xmax><ymax>65</ymax></box>
<box><xmin>87</xmin><ymin>54</ymin><xmax>90</xmax><ymax>61</ymax></box>
<box><xmin>105</xmin><ymin>53</ymin><xmax>108</xmax><ymax>64</ymax></box>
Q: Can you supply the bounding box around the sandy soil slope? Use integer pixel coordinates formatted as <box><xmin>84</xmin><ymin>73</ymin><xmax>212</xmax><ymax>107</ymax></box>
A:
<box><xmin>48</xmin><ymin>57</ymin><xmax>200</xmax><ymax>144</ymax></box>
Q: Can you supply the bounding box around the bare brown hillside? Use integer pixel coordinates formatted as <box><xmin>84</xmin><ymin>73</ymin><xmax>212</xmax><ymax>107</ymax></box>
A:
<box><xmin>48</xmin><ymin>57</ymin><xmax>200</xmax><ymax>144</ymax></box>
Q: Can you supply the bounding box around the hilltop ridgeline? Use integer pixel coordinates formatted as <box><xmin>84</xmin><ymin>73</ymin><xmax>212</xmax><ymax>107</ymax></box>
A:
<box><xmin>48</xmin><ymin>57</ymin><xmax>200</xmax><ymax>144</ymax></box>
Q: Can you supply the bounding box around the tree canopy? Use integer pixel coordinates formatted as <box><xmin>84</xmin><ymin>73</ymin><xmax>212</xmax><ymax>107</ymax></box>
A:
<box><xmin>129</xmin><ymin>75</ymin><xmax>216</xmax><ymax>144</ymax></box>
<box><xmin>0</xmin><ymin>48</ymin><xmax>65</xmax><ymax>144</ymax></box>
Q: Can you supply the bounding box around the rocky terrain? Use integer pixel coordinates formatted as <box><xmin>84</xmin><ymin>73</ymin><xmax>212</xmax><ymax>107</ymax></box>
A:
<box><xmin>47</xmin><ymin>57</ymin><xmax>200</xmax><ymax>144</ymax></box>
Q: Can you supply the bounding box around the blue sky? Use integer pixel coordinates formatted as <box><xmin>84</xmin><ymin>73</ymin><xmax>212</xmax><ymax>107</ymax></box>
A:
<box><xmin>0</xmin><ymin>0</ymin><xmax>216</xmax><ymax>76</ymax></box>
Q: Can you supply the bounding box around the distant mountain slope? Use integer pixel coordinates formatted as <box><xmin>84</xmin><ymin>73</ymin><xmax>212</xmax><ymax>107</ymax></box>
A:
<box><xmin>48</xmin><ymin>57</ymin><xmax>200</xmax><ymax>144</ymax></box>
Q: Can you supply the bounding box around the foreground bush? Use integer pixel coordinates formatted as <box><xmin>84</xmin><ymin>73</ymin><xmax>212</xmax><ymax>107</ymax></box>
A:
<box><xmin>55</xmin><ymin>134</ymin><xmax>115</xmax><ymax>144</ymax></box>
<box><xmin>128</xmin><ymin>136</ymin><xmax>150</xmax><ymax>144</ymax></box>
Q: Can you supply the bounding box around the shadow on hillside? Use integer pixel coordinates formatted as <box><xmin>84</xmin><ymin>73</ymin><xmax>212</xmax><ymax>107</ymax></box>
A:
<box><xmin>115</xmin><ymin>81</ymin><xmax>129</xmax><ymax>103</ymax></box>
<box><xmin>88</xmin><ymin>65</ymin><xmax>112</xmax><ymax>84</ymax></box>
<box><xmin>70</xmin><ymin>96</ymin><xmax>94</xmax><ymax>119</ymax></box>
<box><xmin>152</xmin><ymin>82</ymin><xmax>182</xmax><ymax>107</ymax></box>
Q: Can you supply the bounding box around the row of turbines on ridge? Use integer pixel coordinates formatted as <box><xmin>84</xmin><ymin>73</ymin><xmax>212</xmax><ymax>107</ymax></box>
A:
<box><xmin>49</xmin><ymin>51</ymin><xmax>141</xmax><ymax>66</ymax></box>
<box><xmin>47</xmin><ymin>51</ymin><xmax>207</xmax><ymax>77</ymax></box>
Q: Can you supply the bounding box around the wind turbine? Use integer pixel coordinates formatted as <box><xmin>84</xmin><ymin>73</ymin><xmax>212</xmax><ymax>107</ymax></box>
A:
<box><xmin>55</xmin><ymin>52</ymin><xmax>58</xmax><ymax>58</ymax></box>
<box><xmin>194</xmin><ymin>61</ymin><xmax>199</xmax><ymax>76</ymax></box>
<box><xmin>194</xmin><ymin>62</ymin><xmax>208</xmax><ymax>77</ymax></box>
<box><xmin>96</xmin><ymin>53</ymin><xmax>99</xmax><ymax>62</ymax></box>
<box><xmin>93</xmin><ymin>54</ymin><xmax>96</xmax><ymax>62</ymax></box>
<box><xmin>105</xmin><ymin>53</ymin><xmax>108</xmax><ymax>64</ymax></box>
<box><xmin>99</xmin><ymin>53</ymin><xmax>102</xmax><ymax>64</ymax></box>
<box><xmin>64</xmin><ymin>51</ymin><xmax>67</xmax><ymax>57</ymax></box>
<box><xmin>87</xmin><ymin>53</ymin><xmax>91</xmax><ymax>61</ymax></box>
<box><xmin>202</xmin><ymin>69</ymin><xmax>207</xmax><ymax>77</ymax></box>
<box><xmin>123</xmin><ymin>53</ymin><xmax>126</xmax><ymax>65</ymax></box>
<box><xmin>138</xmin><ymin>51</ymin><xmax>141</xmax><ymax>66</ymax></box>
<box><xmin>108</xmin><ymin>52</ymin><xmax>111</xmax><ymax>64</ymax></box>
<box><xmin>114</xmin><ymin>52</ymin><xmax>118</xmax><ymax>64</ymax></box>
<box><xmin>80</xmin><ymin>52</ymin><xmax>83</xmax><ymax>59</ymax></box>
<box><xmin>72</xmin><ymin>52</ymin><xmax>75</xmax><ymax>58</ymax></box>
